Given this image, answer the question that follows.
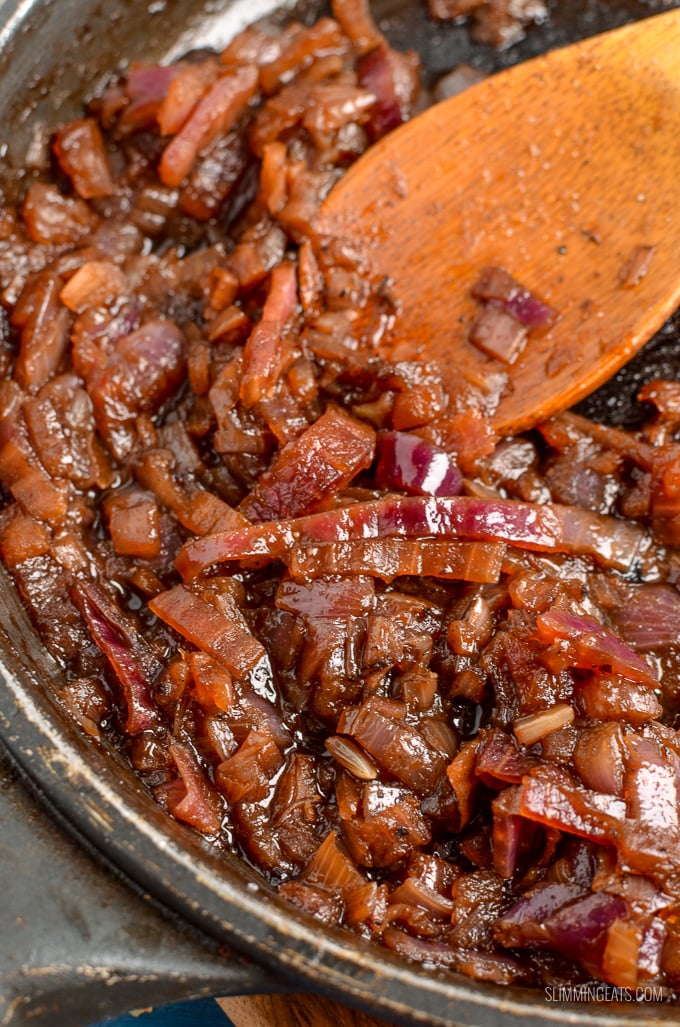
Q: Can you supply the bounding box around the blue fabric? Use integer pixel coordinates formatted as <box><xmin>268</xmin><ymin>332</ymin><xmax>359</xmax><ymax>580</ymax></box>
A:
<box><xmin>93</xmin><ymin>997</ymin><xmax>233</xmax><ymax>1026</ymax></box>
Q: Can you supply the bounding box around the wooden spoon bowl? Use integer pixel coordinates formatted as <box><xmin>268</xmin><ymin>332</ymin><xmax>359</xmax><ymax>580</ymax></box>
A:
<box><xmin>316</xmin><ymin>10</ymin><xmax>680</xmax><ymax>434</ymax></box>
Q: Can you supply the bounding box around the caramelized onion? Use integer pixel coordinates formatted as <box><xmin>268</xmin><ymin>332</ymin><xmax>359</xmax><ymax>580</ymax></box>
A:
<box><xmin>536</xmin><ymin>607</ymin><xmax>657</xmax><ymax>686</ymax></box>
<box><xmin>573</xmin><ymin>723</ymin><xmax>626</xmax><ymax>796</ymax></box>
<box><xmin>2</xmin><ymin>0</ymin><xmax>680</xmax><ymax>994</ymax></box>
<box><xmin>513</xmin><ymin>703</ymin><xmax>574</xmax><ymax>746</ymax></box>
<box><xmin>375</xmin><ymin>431</ymin><xmax>463</xmax><ymax>496</ymax></box>
<box><xmin>609</xmin><ymin>583</ymin><xmax>680</xmax><ymax>651</ymax></box>
<box><xmin>601</xmin><ymin>918</ymin><xmax>641</xmax><ymax>989</ymax></box>
<box><xmin>325</xmin><ymin>735</ymin><xmax>378</xmax><ymax>780</ymax></box>
<box><xmin>176</xmin><ymin>494</ymin><xmax>646</xmax><ymax>578</ymax></box>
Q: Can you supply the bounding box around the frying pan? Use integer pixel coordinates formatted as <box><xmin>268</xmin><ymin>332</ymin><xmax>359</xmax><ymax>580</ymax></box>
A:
<box><xmin>1</xmin><ymin>1</ymin><xmax>679</xmax><ymax>1025</ymax></box>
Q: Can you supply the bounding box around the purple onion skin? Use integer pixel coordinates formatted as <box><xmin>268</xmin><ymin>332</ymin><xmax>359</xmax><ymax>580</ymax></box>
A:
<box><xmin>545</xmin><ymin>892</ymin><xmax>627</xmax><ymax>961</ymax></box>
<box><xmin>178</xmin><ymin>493</ymin><xmax>646</xmax><ymax>579</ymax></box>
<box><xmin>376</xmin><ymin>432</ymin><xmax>463</xmax><ymax>497</ymax></box>
<box><xmin>495</xmin><ymin>883</ymin><xmax>627</xmax><ymax>968</ymax></box>
<box><xmin>611</xmin><ymin>584</ymin><xmax>680</xmax><ymax>651</ymax></box>
<box><xmin>537</xmin><ymin>607</ymin><xmax>657</xmax><ymax>686</ymax></box>
<box><xmin>73</xmin><ymin>582</ymin><xmax>160</xmax><ymax>733</ymax></box>
<box><xmin>496</xmin><ymin>882</ymin><xmax>584</xmax><ymax>936</ymax></box>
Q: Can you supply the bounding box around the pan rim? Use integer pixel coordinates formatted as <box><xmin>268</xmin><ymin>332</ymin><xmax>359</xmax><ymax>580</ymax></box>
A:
<box><xmin>0</xmin><ymin>0</ymin><xmax>676</xmax><ymax>1021</ymax></box>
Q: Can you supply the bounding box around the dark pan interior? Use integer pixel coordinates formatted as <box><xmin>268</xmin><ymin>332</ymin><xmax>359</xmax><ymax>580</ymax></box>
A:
<box><xmin>0</xmin><ymin>0</ymin><xmax>679</xmax><ymax>1024</ymax></box>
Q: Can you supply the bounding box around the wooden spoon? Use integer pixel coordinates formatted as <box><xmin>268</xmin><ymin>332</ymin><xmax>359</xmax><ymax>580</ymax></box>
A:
<box><xmin>315</xmin><ymin>10</ymin><xmax>680</xmax><ymax>435</ymax></box>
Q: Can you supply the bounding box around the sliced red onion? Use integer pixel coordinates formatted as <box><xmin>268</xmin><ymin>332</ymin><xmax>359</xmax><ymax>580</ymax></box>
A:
<box><xmin>475</xmin><ymin>729</ymin><xmax>538</xmax><ymax>787</ymax></box>
<box><xmin>504</xmin><ymin>292</ymin><xmax>557</xmax><ymax>330</ymax></box>
<box><xmin>375</xmin><ymin>431</ymin><xmax>463</xmax><ymax>497</ymax></box>
<box><xmin>159</xmin><ymin>65</ymin><xmax>258</xmax><ymax>188</ymax></box>
<box><xmin>451</xmin><ymin>949</ymin><xmax>528</xmax><ymax>986</ymax></box>
<box><xmin>285</xmin><ymin>538</ymin><xmax>505</xmax><ymax>585</ymax></box>
<box><xmin>276</xmin><ymin>575</ymin><xmax>375</xmax><ymax>618</ymax></box>
<box><xmin>177</xmin><ymin>494</ymin><xmax>647</xmax><ymax>579</ymax></box>
<box><xmin>73</xmin><ymin>581</ymin><xmax>160</xmax><ymax>734</ymax></box>
<box><xmin>239</xmin><ymin>260</ymin><xmax>298</xmax><ymax>410</ymax></box>
<box><xmin>239</xmin><ymin>404</ymin><xmax>375</xmax><ymax>522</ymax></box>
<box><xmin>536</xmin><ymin>607</ymin><xmax>658</xmax><ymax>686</ymax></box>
<box><xmin>623</xmin><ymin>733</ymin><xmax>679</xmax><ymax>830</ymax></box>
<box><xmin>518</xmin><ymin>765</ymin><xmax>624</xmax><ymax>843</ymax></box>
<box><xmin>595</xmin><ymin>870</ymin><xmax>670</xmax><ymax>913</ymax></box>
<box><xmin>615</xmin><ymin>816</ymin><xmax>680</xmax><ymax>888</ymax></box>
<box><xmin>119</xmin><ymin>64</ymin><xmax>181</xmax><ymax>132</ymax></box>
<box><xmin>382</xmin><ymin>926</ymin><xmax>460</xmax><ymax>967</ymax></box>
<box><xmin>577</xmin><ymin>675</ymin><xmax>662</xmax><ymax>725</ymax></box>
<box><xmin>549</xmin><ymin>503</ymin><xmax>646</xmax><ymax>572</ymax></box>
<box><xmin>495</xmin><ymin>881</ymin><xmax>586</xmax><ymax>939</ymax></box>
<box><xmin>126</xmin><ymin>63</ymin><xmax>179</xmax><ymax>103</ymax></box>
<box><xmin>495</xmin><ymin>883</ymin><xmax>627</xmax><ymax>969</ymax></box>
<box><xmin>491</xmin><ymin>785</ymin><xmax>536</xmax><ymax>878</ymax></box>
<box><xmin>73</xmin><ymin>302</ymin><xmax>142</xmax><ymax>371</ymax></box>
<box><xmin>53</xmin><ymin>119</ymin><xmax>115</xmax><ymax>199</ymax></box>
<box><xmin>573</xmin><ymin>723</ymin><xmax>626</xmax><ymax>796</ymax></box>
<box><xmin>237</xmin><ymin>693</ymin><xmax>292</xmax><ymax>750</ymax></box>
<box><xmin>214</xmin><ymin>728</ymin><xmax>284</xmax><ymax>804</ymax></box>
<box><xmin>168</xmin><ymin>738</ymin><xmax>223</xmax><ymax>835</ymax></box>
<box><xmin>88</xmin><ymin>319</ymin><xmax>186</xmax><ymax>460</ymax></box>
<box><xmin>608</xmin><ymin>584</ymin><xmax>680</xmax><ymax>651</ymax></box>
<box><xmin>149</xmin><ymin>583</ymin><xmax>265</xmax><ymax>679</ymax></box>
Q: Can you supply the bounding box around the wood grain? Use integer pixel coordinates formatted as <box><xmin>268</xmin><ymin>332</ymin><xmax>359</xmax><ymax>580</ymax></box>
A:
<box><xmin>316</xmin><ymin>10</ymin><xmax>680</xmax><ymax>434</ymax></box>
<box><xmin>218</xmin><ymin>993</ymin><xmax>396</xmax><ymax>1027</ymax></box>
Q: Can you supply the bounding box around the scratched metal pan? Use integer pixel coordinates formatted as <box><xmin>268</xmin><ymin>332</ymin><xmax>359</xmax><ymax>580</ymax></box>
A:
<box><xmin>0</xmin><ymin>1</ymin><xmax>679</xmax><ymax>1026</ymax></box>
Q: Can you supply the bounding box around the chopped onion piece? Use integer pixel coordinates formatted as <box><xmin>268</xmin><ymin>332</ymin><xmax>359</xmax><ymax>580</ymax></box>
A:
<box><xmin>325</xmin><ymin>735</ymin><xmax>378</xmax><ymax>780</ymax></box>
<box><xmin>601</xmin><ymin>918</ymin><xmax>641</xmax><ymax>989</ymax></box>
<box><xmin>609</xmin><ymin>584</ymin><xmax>680</xmax><ymax>651</ymax></box>
<box><xmin>240</xmin><ymin>404</ymin><xmax>375</xmax><ymax>522</ymax></box>
<box><xmin>472</xmin><ymin>266</ymin><xmax>557</xmax><ymax>330</ymax></box>
<box><xmin>167</xmin><ymin>738</ymin><xmax>223</xmax><ymax>835</ymax></box>
<box><xmin>573</xmin><ymin>723</ymin><xmax>626</xmax><ymax>796</ymax></box>
<box><xmin>513</xmin><ymin>703</ymin><xmax>574</xmax><ymax>747</ymax></box>
<box><xmin>73</xmin><ymin>581</ymin><xmax>160</xmax><ymax>734</ymax></box>
<box><xmin>375</xmin><ymin>431</ymin><xmax>463</xmax><ymax>496</ymax></box>
<box><xmin>390</xmin><ymin>877</ymin><xmax>454</xmax><ymax>916</ymax></box>
<box><xmin>495</xmin><ymin>883</ymin><xmax>627</xmax><ymax>971</ymax></box>
<box><xmin>518</xmin><ymin>765</ymin><xmax>625</xmax><ymax>843</ymax></box>
<box><xmin>536</xmin><ymin>607</ymin><xmax>658</xmax><ymax>686</ymax></box>
<box><xmin>469</xmin><ymin>304</ymin><xmax>527</xmax><ymax>365</ymax></box>
<box><xmin>149</xmin><ymin>583</ymin><xmax>265</xmax><ymax>678</ymax></box>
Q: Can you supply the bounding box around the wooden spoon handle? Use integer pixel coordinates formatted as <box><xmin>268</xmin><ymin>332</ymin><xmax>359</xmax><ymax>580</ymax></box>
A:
<box><xmin>218</xmin><ymin>993</ymin><xmax>395</xmax><ymax>1027</ymax></box>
